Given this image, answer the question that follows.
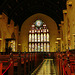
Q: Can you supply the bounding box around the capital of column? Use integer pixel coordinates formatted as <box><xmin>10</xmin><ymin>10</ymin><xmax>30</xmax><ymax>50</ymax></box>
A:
<box><xmin>18</xmin><ymin>44</ymin><xmax>21</xmax><ymax>46</ymax></box>
<box><xmin>55</xmin><ymin>41</ymin><xmax>58</xmax><ymax>44</ymax></box>
<box><xmin>61</xmin><ymin>21</ymin><xmax>64</xmax><ymax>25</ymax></box>
<box><xmin>63</xmin><ymin>10</ymin><xmax>67</xmax><ymax>14</ymax></box>
<box><xmin>59</xmin><ymin>24</ymin><xmax>62</xmax><ymax>27</ymax></box>
<box><xmin>67</xmin><ymin>1</ymin><xmax>72</xmax><ymax>6</ymax></box>
<box><xmin>0</xmin><ymin>38</ymin><xmax>2</xmax><ymax>40</ymax></box>
<box><xmin>73</xmin><ymin>34</ymin><xmax>75</xmax><ymax>36</ymax></box>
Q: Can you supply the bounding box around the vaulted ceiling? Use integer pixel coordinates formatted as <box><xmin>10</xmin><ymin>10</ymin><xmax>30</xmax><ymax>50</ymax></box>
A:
<box><xmin>0</xmin><ymin>0</ymin><xmax>66</xmax><ymax>30</ymax></box>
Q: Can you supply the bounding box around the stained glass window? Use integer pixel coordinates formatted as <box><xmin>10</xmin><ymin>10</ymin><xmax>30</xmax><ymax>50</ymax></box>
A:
<box><xmin>43</xmin><ymin>29</ymin><xmax>46</xmax><ymax>33</ymax></box>
<box><xmin>35</xmin><ymin>30</ymin><xmax>37</xmax><ymax>32</ymax></box>
<box><xmin>47</xmin><ymin>29</ymin><xmax>49</xmax><ymax>32</ymax></box>
<box><xmin>32</xmin><ymin>25</ymin><xmax>35</xmax><ymax>27</ymax></box>
<box><xmin>38</xmin><ymin>43</ymin><xmax>40</xmax><ymax>52</ymax></box>
<box><xmin>11</xmin><ymin>40</ymin><xmax>15</xmax><ymax>52</ymax></box>
<box><xmin>44</xmin><ymin>33</ymin><xmax>46</xmax><ymax>42</ymax></box>
<box><xmin>35</xmin><ymin>43</ymin><xmax>37</xmax><ymax>52</ymax></box>
<box><xmin>32</xmin><ymin>30</ymin><xmax>34</xmax><ymax>33</ymax></box>
<box><xmin>29</xmin><ymin>34</ymin><xmax>31</xmax><ymax>42</ymax></box>
<box><xmin>44</xmin><ymin>43</ymin><xmax>46</xmax><ymax>52</ymax></box>
<box><xmin>43</xmin><ymin>24</ymin><xmax>46</xmax><ymax>27</ymax></box>
<box><xmin>32</xmin><ymin>43</ymin><xmax>34</xmax><ymax>52</ymax></box>
<box><xmin>29</xmin><ymin>43</ymin><xmax>31</xmax><ymax>52</ymax></box>
<box><xmin>28</xmin><ymin>20</ymin><xmax>50</xmax><ymax>52</ymax></box>
<box><xmin>41</xmin><ymin>33</ymin><xmax>43</xmax><ymax>42</ymax></box>
<box><xmin>38</xmin><ymin>30</ymin><xmax>40</xmax><ymax>33</ymax></box>
<box><xmin>35</xmin><ymin>34</ymin><xmax>37</xmax><ymax>42</ymax></box>
<box><xmin>47</xmin><ymin>33</ymin><xmax>49</xmax><ymax>42</ymax></box>
<box><xmin>47</xmin><ymin>43</ymin><xmax>49</xmax><ymax>52</ymax></box>
<box><xmin>38</xmin><ymin>34</ymin><xmax>40</xmax><ymax>42</ymax></box>
<box><xmin>29</xmin><ymin>30</ymin><xmax>31</xmax><ymax>33</ymax></box>
<box><xmin>41</xmin><ymin>43</ymin><xmax>43</xmax><ymax>52</ymax></box>
<box><xmin>41</xmin><ymin>29</ymin><xmax>43</xmax><ymax>32</ymax></box>
<box><xmin>32</xmin><ymin>34</ymin><xmax>34</xmax><ymax>42</ymax></box>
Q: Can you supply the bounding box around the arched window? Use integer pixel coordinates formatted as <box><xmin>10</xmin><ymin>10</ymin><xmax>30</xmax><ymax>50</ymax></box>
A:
<box><xmin>29</xmin><ymin>20</ymin><xmax>50</xmax><ymax>52</ymax></box>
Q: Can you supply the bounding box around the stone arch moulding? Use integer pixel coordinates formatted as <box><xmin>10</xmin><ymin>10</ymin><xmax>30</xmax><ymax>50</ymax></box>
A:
<box><xmin>20</xmin><ymin>13</ymin><xmax>59</xmax><ymax>52</ymax></box>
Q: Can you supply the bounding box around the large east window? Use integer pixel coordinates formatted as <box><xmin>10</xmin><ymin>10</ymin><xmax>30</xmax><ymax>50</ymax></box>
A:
<box><xmin>28</xmin><ymin>20</ymin><xmax>50</xmax><ymax>52</ymax></box>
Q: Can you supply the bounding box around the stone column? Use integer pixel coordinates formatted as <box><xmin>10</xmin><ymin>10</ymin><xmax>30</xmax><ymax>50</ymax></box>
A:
<box><xmin>56</xmin><ymin>38</ymin><xmax>61</xmax><ymax>52</ymax></box>
<box><xmin>55</xmin><ymin>41</ymin><xmax>58</xmax><ymax>52</ymax></box>
<box><xmin>63</xmin><ymin>10</ymin><xmax>68</xmax><ymax>51</ymax></box>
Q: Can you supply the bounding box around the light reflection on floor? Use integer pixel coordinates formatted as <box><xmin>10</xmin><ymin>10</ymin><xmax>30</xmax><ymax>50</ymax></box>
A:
<box><xmin>36</xmin><ymin>59</ymin><xmax>56</xmax><ymax>75</ymax></box>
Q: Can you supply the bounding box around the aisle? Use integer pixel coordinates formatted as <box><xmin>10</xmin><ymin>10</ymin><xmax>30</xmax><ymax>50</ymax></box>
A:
<box><xmin>36</xmin><ymin>59</ymin><xmax>56</xmax><ymax>75</ymax></box>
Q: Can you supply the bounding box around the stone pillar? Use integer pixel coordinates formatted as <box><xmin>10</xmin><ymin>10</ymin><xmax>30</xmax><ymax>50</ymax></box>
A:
<box><xmin>59</xmin><ymin>24</ymin><xmax>64</xmax><ymax>52</ymax></box>
<box><xmin>63</xmin><ymin>10</ymin><xmax>68</xmax><ymax>51</ymax></box>
<box><xmin>55</xmin><ymin>41</ymin><xmax>58</xmax><ymax>52</ymax></box>
<box><xmin>66</xmin><ymin>0</ymin><xmax>74</xmax><ymax>50</ymax></box>
<box><xmin>72</xmin><ymin>34</ymin><xmax>75</xmax><ymax>49</ymax></box>
<box><xmin>56</xmin><ymin>38</ymin><xmax>61</xmax><ymax>52</ymax></box>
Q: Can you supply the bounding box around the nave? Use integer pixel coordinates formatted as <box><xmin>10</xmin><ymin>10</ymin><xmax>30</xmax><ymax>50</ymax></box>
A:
<box><xmin>32</xmin><ymin>59</ymin><xmax>56</xmax><ymax>75</ymax></box>
<box><xmin>0</xmin><ymin>50</ymin><xmax>75</xmax><ymax>75</ymax></box>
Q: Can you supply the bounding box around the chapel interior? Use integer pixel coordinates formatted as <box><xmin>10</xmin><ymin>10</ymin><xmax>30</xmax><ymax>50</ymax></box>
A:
<box><xmin>0</xmin><ymin>0</ymin><xmax>75</xmax><ymax>75</ymax></box>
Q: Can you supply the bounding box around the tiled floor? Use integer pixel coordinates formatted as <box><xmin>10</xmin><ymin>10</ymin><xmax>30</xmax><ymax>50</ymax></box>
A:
<box><xmin>36</xmin><ymin>59</ymin><xmax>56</xmax><ymax>75</ymax></box>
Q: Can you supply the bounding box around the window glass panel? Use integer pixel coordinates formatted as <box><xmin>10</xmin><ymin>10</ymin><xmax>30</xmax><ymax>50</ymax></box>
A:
<box><xmin>32</xmin><ymin>25</ymin><xmax>35</xmax><ymax>27</ymax></box>
<box><xmin>47</xmin><ymin>29</ymin><xmax>49</xmax><ymax>32</ymax></box>
<box><xmin>41</xmin><ymin>29</ymin><xmax>43</xmax><ymax>32</ymax></box>
<box><xmin>41</xmin><ymin>33</ymin><xmax>43</xmax><ymax>42</ymax></box>
<box><xmin>29</xmin><ymin>43</ymin><xmax>31</xmax><ymax>52</ymax></box>
<box><xmin>35</xmin><ymin>34</ymin><xmax>37</xmax><ymax>42</ymax></box>
<box><xmin>32</xmin><ymin>43</ymin><xmax>34</xmax><ymax>52</ymax></box>
<box><xmin>43</xmin><ymin>29</ymin><xmax>46</xmax><ymax>33</ymax></box>
<box><xmin>32</xmin><ymin>34</ymin><xmax>34</xmax><ymax>42</ymax></box>
<box><xmin>43</xmin><ymin>24</ymin><xmax>46</xmax><ymax>26</ymax></box>
<box><xmin>38</xmin><ymin>34</ymin><xmax>40</xmax><ymax>42</ymax></box>
<box><xmin>29</xmin><ymin>22</ymin><xmax>50</xmax><ymax>53</ymax></box>
<box><xmin>10</xmin><ymin>40</ymin><xmax>15</xmax><ymax>52</ymax></box>
<box><xmin>41</xmin><ymin>43</ymin><xmax>43</xmax><ymax>52</ymax></box>
<box><xmin>47</xmin><ymin>33</ymin><xmax>49</xmax><ymax>42</ymax></box>
<box><xmin>29</xmin><ymin>30</ymin><xmax>31</xmax><ymax>33</ymax></box>
<box><xmin>44</xmin><ymin>33</ymin><xmax>46</xmax><ymax>42</ymax></box>
<box><xmin>29</xmin><ymin>34</ymin><xmax>31</xmax><ymax>42</ymax></box>
<box><xmin>44</xmin><ymin>43</ymin><xmax>46</xmax><ymax>52</ymax></box>
<box><xmin>35</xmin><ymin>43</ymin><xmax>37</xmax><ymax>52</ymax></box>
<box><xmin>32</xmin><ymin>30</ymin><xmax>34</xmax><ymax>33</ymax></box>
<box><xmin>47</xmin><ymin>43</ymin><xmax>49</xmax><ymax>52</ymax></box>
<box><xmin>35</xmin><ymin>30</ymin><xmax>37</xmax><ymax>32</ymax></box>
<box><xmin>38</xmin><ymin>43</ymin><xmax>40</xmax><ymax>52</ymax></box>
<box><xmin>38</xmin><ymin>30</ymin><xmax>40</xmax><ymax>33</ymax></box>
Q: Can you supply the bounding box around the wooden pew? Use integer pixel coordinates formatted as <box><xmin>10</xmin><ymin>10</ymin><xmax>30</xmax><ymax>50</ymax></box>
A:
<box><xmin>0</xmin><ymin>52</ymin><xmax>44</xmax><ymax>75</ymax></box>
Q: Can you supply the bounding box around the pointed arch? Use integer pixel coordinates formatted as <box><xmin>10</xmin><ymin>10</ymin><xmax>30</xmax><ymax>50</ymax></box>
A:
<box><xmin>20</xmin><ymin>13</ymin><xmax>58</xmax><ymax>52</ymax></box>
<box><xmin>28</xmin><ymin>19</ymin><xmax>50</xmax><ymax>52</ymax></box>
<box><xmin>11</xmin><ymin>32</ymin><xmax>15</xmax><ymax>39</ymax></box>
